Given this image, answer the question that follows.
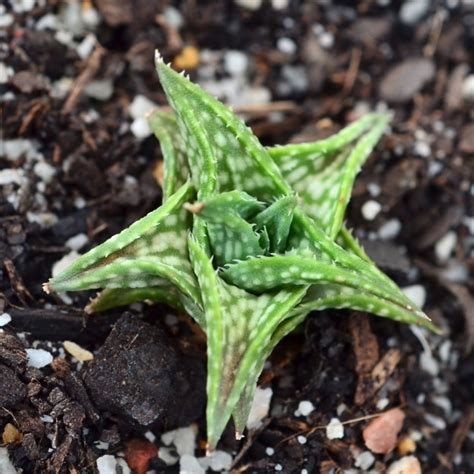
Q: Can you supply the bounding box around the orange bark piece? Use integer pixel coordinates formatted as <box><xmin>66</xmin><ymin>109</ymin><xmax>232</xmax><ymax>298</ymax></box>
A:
<box><xmin>363</xmin><ymin>408</ymin><xmax>405</xmax><ymax>454</ymax></box>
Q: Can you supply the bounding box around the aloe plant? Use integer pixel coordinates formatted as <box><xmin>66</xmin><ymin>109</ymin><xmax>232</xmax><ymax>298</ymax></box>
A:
<box><xmin>45</xmin><ymin>52</ymin><xmax>436</xmax><ymax>450</ymax></box>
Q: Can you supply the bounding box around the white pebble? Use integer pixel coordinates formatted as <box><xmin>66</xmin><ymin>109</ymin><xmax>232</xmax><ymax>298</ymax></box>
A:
<box><xmin>419</xmin><ymin>351</ymin><xmax>439</xmax><ymax>376</ymax></box>
<box><xmin>0</xmin><ymin>62</ymin><xmax>13</xmax><ymax>84</ymax></box>
<box><xmin>435</xmin><ymin>231</ymin><xmax>456</xmax><ymax>262</ymax></box>
<box><xmin>164</xmin><ymin>6</ymin><xmax>184</xmax><ymax>28</ymax></box>
<box><xmin>158</xmin><ymin>446</ymin><xmax>178</xmax><ymax>466</ymax></box>
<box><xmin>414</xmin><ymin>140</ymin><xmax>431</xmax><ymax>157</ymax></box>
<box><xmin>161</xmin><ymin>425</ymin><xmax>197</xmax><ymax>457</ymax></box>
<box><xmin>12</xmin><ymin>0</ymin><xmax>36</xmax><ymax>13</ymax></box>
<box><xmin>266</xmin><ymin>447</ymin><xmax>275</xmax><ymax>456</ymax></box>
<box><xmin>462</xmin><ymin>75</ymin><xmax>474</xmax><ymax>101</ymax></box>
<box><xmin>424</xmin><ymin>413</ymin><xmax>446</xmax><ymax>430</ymax></box>
<box><xmin>0</xmin><ymin>13</ymin><xmax>14</xmax><ymax>28</ymax></box>
<box><xmin>319</xmin><ymin>31</ymin><xmax>334</xmax><ymax>48</ymax></box>
<box><xmin>198</xmin><ymin>450</ymin><xmax>232</xmax><ymax>472</ymax></box>
<box><xmin>96</xmin><ymin>454</ymin><xmax>117</xmax><ymax>474</ymax></box>
<box><xmin>399</xmin><ymin>0</ymin><xmax>430</xmax><ymax>25</ymax></box>
<box><xmin>277</xmin><ymin>37</ymin><xmax>297</xmax><ymax>55</ymax></box>
<box><xmin>234</xmin><ymin>0</ymin><xmax>262</xmax><ymax>10</ymax></box>
<box><xmin>0</xmin><ymin>169</ymin><xmax>25</xmax><ymax>186</ymax></box>
<box><xmin>0</xmin><ymin>447</ymin><xmax>17</xmax><ymax>474</ymax></box>
<box><xmin>35</xmin><ymin>13</ymin><xmax>59</xmax><ymax>30</ymax></box>
<box><xmin>65</xmin><ymin>233</ymin><xmax>88</xmax><ymax>251</ymax></box>
<box><xmin>296</xmin><ymin>400</ymin><xmax>315</xmax><ymax>417</ymax></box>
<box><xmin>84</xmin><ymin>79</ymin><xmax>114</xmax><ymax>101</ymax></box>
<box><xmin>387</xmin><ymin>456</ymin><xmax>421</xmax><ymax>474</ymax></box>
<box><xmin>355</xmin><ymin>451</ymin><xmax>375</xmax><ymax>470</ymax></box>
<box><xmin>367</xmin><ymin>182</ymin><xmax>381</xmax><ymax>197</ymax></box>
<box><xmin>275</xmin><ymin>464</ymin><xmax>283</xmax><ymax>471</ymax></box>
<box><xmin>376</xmin><ymin>397</ymin><xmax>390</xmax><ymax>410</ymax></box>
<box><xmin>272</xmin><ymin>0</ymin><xmax>288</xmax><ymax>8</ymax></box>
<box><xmin>26</xmin><ymin>348</ymin><xmax>53</xmax><ymax>368</ymax></box>
<box><xmin>76</xmin><ymin>33</ymin><xmax>97</xmax><ymax>59</ymax></box>
<box><xmin>0</xmin><ymin>313</ymin><xmax>11</xmax><ymax>327</ymax></box>
<box><xmin>40</xmin><ymin>415</ymin><xmax>54</xmax><ymax>423</ymax></box>
<box><xmin>52</xmin><ymin>251</ymin><xmax>80</xmax><ymax>278</ymax></box>
<box><xmin>326</xmin><ymin>418</ymin><xmax>344</xmax><ymax>439</ymax></box>
<box><xmin>301</xmin><ymin>470</ymin><xmax>308</xmax><ymax>474</ymax></box>
<box><xmin>180</xmin><ymin>454</ymin><xmax>205</xmax><ymax>474</ymax></box>
<box><xmin>438</xmin><ymin>340</ymin><xmax>452</xmax><ymax>363</ymax></box>
<box><xmin>129</xmin><ymin>95</ymin><xmax>158</xmax><ymax>119</ymax></box>
<box><xmin>74</xmin><ymin>196</ymin><xmax>86</xmax><ymax>209</ymax></box>
<box><xmin>247</xmin><ymin>387</ymin><xmax>273</xmax><ymax>429</ymax></box>
<box><xmin>34</xmin><ymin>161</ymin><xmax>56</xmax><ymax>184</ymax></box>
<box><xmin>402</xmin><ymin>285</ymin><xmax>426</xmax><ymax>308</ymax></box>
<box><xmin>297</xmin><ymin>435</ymin><xmax>307</xmax><ymax>445</ymax></box>
<box><xmin>130</xmin><ymin>117</ymin><xmax>151</xmax><ymax>139</ymax></box>
<box><xmin>27</xmin><ymin>211</ymin><xmax>58</xmax><ymax>228</ymax></box>
<box><xmin>361</xmin><ymin>200</ymin><xmax>382</xmax><ymax>220</ymax></box>
<box><xmin>378</xmin><ymin>218</ymin><xmax>401</xmax><ymax>240</ymax></box>
<box><xmin>224</xmin><ymin>50</ymin><xmax>248</xmax><ymax>76</ymax></box>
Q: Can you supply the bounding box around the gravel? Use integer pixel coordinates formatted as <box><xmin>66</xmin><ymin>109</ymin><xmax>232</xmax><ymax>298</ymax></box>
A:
<box><xmin>326</xmin><ymin>418</ymin><xmax>344</xmax><ymax>440</ymax></box>
<box><xmin>247</xmin><ymin>386</ymin><xmax>273</xmax><ymax>429</ymax></box>
<box><xmin>26</xmin><ymin>348</ymin><xmax>53</xmax><ymax>368</ymax></box>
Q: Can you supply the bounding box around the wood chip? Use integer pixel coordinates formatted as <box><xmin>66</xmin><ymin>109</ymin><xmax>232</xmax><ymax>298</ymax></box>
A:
<box><xmin>63</xmin><ymin>341</ymin><xmax>94</xmax><ymax>362</ymax></box>
<box><xmin>363</xmin><ymin>408</ymin><xmax>405</xmax><ymax>454</ymax></box>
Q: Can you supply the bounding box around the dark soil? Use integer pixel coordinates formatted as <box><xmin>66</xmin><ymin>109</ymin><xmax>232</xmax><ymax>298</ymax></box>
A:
<box><xmin>1</xmin><ymin>1</ymin><xmax>473</xmax><ymax>473</ymax></box>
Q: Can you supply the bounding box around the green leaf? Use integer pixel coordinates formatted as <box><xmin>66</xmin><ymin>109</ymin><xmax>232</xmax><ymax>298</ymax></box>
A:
<box><xmin>155</xmin><ymin>53</ymin><xmax>290</xmax><ymax>200</ymax></box>
<box><xmin>253</xmin><ymin>195</ymin><xmax>297</xmax><ymax>253</ymax></box>
<box><xmin>269</xmin><ymin>113</ymin><xmax>390</xmax><ymax>237</ymax></box>
<box><xmin>148</xmin><ymin>110</ymin><xmax>190</xmax><ymax>200</ymax></box>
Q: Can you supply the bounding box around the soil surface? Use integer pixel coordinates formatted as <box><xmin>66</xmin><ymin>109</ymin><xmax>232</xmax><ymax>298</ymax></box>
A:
<box><xmin>1</xmin><ymin>1</ymin><xmax>473</xmax><ymax>473</ymax></box>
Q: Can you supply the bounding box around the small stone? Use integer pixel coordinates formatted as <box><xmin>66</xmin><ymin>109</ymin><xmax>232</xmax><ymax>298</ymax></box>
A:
<box><xmin>26</xmin><ymin>348</ymin><xmax>53</xmax><ymax>368</ymax></box>
<box><xmin>413</xmin><ymin>141</ymin><xmax>431</xmax><ymax>157</ymax></box>
<box><xmin>0</xmin><ymin>169</ymin><xmax>25</xmax><ymax>186</ymax></box>
<box><xmin>319</xmin><ymin>31</ymin><xmax>334</xmax><ymax>49</ymax></box>
<box><xmin>247</xmin><ymin>387</ymin><xmax>272</xmax><ymax>429</ymax></box>
<box><xmin>363</xmin><ymin>408</ymin><xmax>405</xmax><ymax>454</ymax></box>
<box><xmin>180</xmin><ymin>454</ymin><xmax>205</xmax><ymax>474</ymax></box>
<box><xmin>266</xmin><ymin>447</ymin><xmax>275</xmax><ymax>456</ymax></box>
<box><xmin>234</xmin><ymin>0</ymin><xmax>262</xmax><ymax>10</ymax></box>
<box><xmin>164</xmin><ymin>6</ymin><xmax>184</xmax><ymax>28</ymax></box>
<box><xmin>0</xmin><ymin>12</ymin><xmax>14</xmax><ymax>28</ymax></box>
<box><xmin>424</xmin><ymin>413</ymin><xmax>446</xmax><ymax>430</ymax></box>
<box><xmin>378</xmin><ymin>219</ymin><xmax>401</xmax><ymax>240</ymax></box>
<box><xmin>355</xmin><ymin>451</ymin><xmax>375</xmax><ymax>470</ymax></box>
<box><xmin>362</xmin><ymin>200</ymin><xmax>382</xmax><ymax>220</ymax></box>
<box><xmin>129</xmin><ymin>95</ymin><xmax>157</xmax><ymax>120</ymax></box>
<box><xmin>34</xmin><ymin>161</ymin><xmax>56</xmax><ymax>184</ymax></box>
<box><xmin>63</xmin><ymin>341</ymin><xmax>94</xmax><ymax>361</ymax></box>
<box><xmin>130</xmin><ymin>117</ymin><xmax>152</xmax><ymax>139</ymax></box>
<box><xmin>84</xmin><ymin>79</ymin><xmax>114</xmax><ymax>101</ymax></box>
<box><xmin>399</xmin><ymin>0</ymin><xmax>430</xmax><ymax>25</ymax></box>
<box><xmin>224</xmin><ymin>50</ymin><xmax>248</xmax><ymax>76</ymax></box>
<box><xmin>198</xmin><ymin>450</ymin><xmax>233</xmax><ymax>471</ymax></box>
<box><xmin>0</xmin><ymin>447</ymin><xmax>17</xmax><ymax>474</ymax></box>
<box><xmin>461</xmin><ymin>74</ymin><xmax>474</xmax><ymax>102</ymax></box>
<box><xmin>397</xmin><ymin>436</ymin><xmax>417</xmax><ymax>455</ymax></box>
<box><xmin>0</xmin><ymin>313</ymin><xmax>12</xmax><ymax>327</ymax></box>
<box><xmin>401</xmin><ymin>285</ymin><xmax>426</xmax><ymax>308</ymax></box>
<box><xmin>77</xmin><ymin>33</ymin><xmax>97</xmax><ymax>59</ymax></box>
<box><xmin>275</xmin><ymin>464</ymin><xmax>283</xmax><ymax>471</ymax></box>
<box><xmin>96</xmin><ymin>454</ymin><xmax>117</xmax><ymax>474</ymax></box>
<box><xmin>161</xmin><ymin>425</ymin><xmax>197</xmax><ymax>456</ymax></box>
<box><xmin>387</xmin><ymin>455</ymin><xmax>421</xmax><ymax>474</ymax></box>
<box><xmin>174</xmin><ymin>46</ymin><xmax>200</xmax><ymax>71</ymax></box>
<box><xmin>435</xmin><ymin>231</ymin><xmax>456</xmax><ymax>262</ymax></box>
<box><xmin>297</xmin><ymin>435</ymin><xmax>307</xmax><ymax>445</ymax></box>
<box><xmin>296</xmin><ymin>400</ymin><xmax>315</xmax><ymax>417</ymax></box>
<box><xmin>326</xmin><ymin>418</ymin><xmax>344</xmax><ymax>439</ymax></box>
<box><xmin>419</xmin><ymin>351</ymin><xmax>439</xmax><ymax>376</ymax></box>
<box><xmin>272</xmin><ymin>0</ymin><xmax>288</xmax><ymax>9</ymax></box>
<box><xmin>158</xmin><ymin>446</ymin><xmax>178</xmax><ymax>466</ymax></box>
<box><xmin>65</xmin><ymin>233</ymin><xmax>88</xmax><ymax>251</ymax></box>
<box><xmin>277</xmin><ymin>37</ymin><xmax>297</xmax><ymax>55</ymax></box>
<box><xmin>379</xmin><ymin>58</ymin><xmax>435</xmax><ymax>103</ymax></box>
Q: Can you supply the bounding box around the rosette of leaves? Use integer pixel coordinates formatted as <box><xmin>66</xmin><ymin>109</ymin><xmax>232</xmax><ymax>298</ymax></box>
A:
<box><xmin>45</xmin><ymin>53</ymin><xmax>436</xmax><ymax>450</ymax></box>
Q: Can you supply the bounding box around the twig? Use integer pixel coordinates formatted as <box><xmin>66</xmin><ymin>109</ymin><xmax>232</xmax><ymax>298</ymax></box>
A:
<box><xmin>62</xmin><ymin>44</ymin><xmax>105</xmax><ymax>114</ymax></box>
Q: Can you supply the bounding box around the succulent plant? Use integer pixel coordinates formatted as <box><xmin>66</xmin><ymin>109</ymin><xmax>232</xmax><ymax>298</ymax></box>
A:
<box><xmin>45</xmin><ymin>52</ymin><xmax>436</xmax><ymax>450</ymax></box>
